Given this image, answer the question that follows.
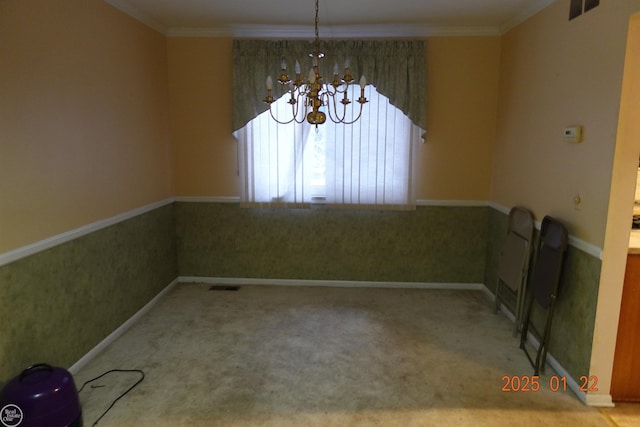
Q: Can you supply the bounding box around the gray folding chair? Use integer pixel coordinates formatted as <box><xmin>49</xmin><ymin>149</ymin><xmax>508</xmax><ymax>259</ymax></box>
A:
<box><xmin>494</xmin><ymin>206</ymin><xmax>535</xmax><ymax>336</ymax></box>
<box><xmin>519</xmin><ymin>216</ymin><xmax>569</xmax><ymax>375</ymax></box>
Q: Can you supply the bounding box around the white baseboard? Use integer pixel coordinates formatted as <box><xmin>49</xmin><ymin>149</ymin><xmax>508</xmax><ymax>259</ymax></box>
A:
<box><xmin>585</xmin><ymin>393</ymin><xmax>615</xmax><ymax>407</ymax></box>
<box><xmin>178</xmin><ymin>276</ymin><xmax>485</xmax><ymax>290</ymax></box>
<box><xmin>174</xmin><ymin>196</ymin><xmax>240</xmax><ymax>203</ymax></box>
<box><xmin>68</xmin><ymin>278</ymin><xmax>179</xmax><ymax>375</ymax></box>
<box><xmin>481</xmin><ymin>285</ymin><xmax>612</xmax><ymax>407</ymax></box>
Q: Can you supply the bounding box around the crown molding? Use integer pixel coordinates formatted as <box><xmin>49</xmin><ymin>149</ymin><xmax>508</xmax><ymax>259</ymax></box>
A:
<box><xmin>166</xmin><ymin>23</ymin><xmax>502</xmax><ymax>38</ymax></box>
<box><xmin>103</xmin><ymin>0</ymin><xmax>167</xmax><ymax>34</ymax></box>
<box><xmin>105</xmin><ymin>0</ymin><xmax>557</xmax><ymax>38</ymax></box>
<box><xmin>499</xmin><ymin>0</ymin><xmax>558</xmax><ymax>34</ymax></box>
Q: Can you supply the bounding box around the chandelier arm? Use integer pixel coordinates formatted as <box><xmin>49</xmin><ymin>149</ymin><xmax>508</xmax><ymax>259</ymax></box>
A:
<box><xmin>329</xmin><ymin>90</ymin><xmax>358</xmax><ymax>124</ymax></box>
<box><xmin>268</xmin><ymin>90</ymin><xmax>310</xmax><ymax>125</ymax></box>
<box><xmin>331</xmin><ymin>81</ymin><xmax>350</xmax><ymax>94</ymax></box>
<box><xmin>325</xmin><ymin>92</ymin><xmax>346</xmax><ymax>123</ymax></box>
<box><xmin>268</xmin><ymin>106</ymin><xmax>297</xmax><ymax>125</ymax></box>
<box><xmin>334</xmin><ymin>86</ymin><xmax>349</xmax><ymax>94</ymax></box>
<box><xmin>296</xmin><ymin>92</ymin><xmax>312</xmax><ymax>124</ymax></box>
<box><xmin>326</xmin><ymin>83</ymin><xmax>352</xmax><ymax>99</ymax></box>
<box><xmin>294</xmin><ymin>92</ymin><xmax>308</xmax><ymax>124</ymax></box>
<box><xmin>340</xmin><ymin>103</ymin><xmax>366</xmax><ymax>125</ymax></box>
<box><xmin>288</xmin><ymin>92</ymin><xmax>301</xmax><ymax>120</ymax></box>
<box><xmin>324</xmin><ymin>84</ymin><xmax>338</xmax><ymax>97</ymax></box>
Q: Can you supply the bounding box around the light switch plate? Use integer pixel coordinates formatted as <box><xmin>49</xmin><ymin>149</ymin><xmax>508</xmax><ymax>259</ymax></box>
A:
<box><xmin>563</xmin><ymin>126</ymin><xmax>583</xmax><ymax>143</ymax></box>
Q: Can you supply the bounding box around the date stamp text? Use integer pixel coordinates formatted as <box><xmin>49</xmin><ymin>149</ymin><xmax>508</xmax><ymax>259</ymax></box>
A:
<box><xmin>501</xmin><ymin>375</ymin><xmax>599</xmax><ymax>392</ymax></box>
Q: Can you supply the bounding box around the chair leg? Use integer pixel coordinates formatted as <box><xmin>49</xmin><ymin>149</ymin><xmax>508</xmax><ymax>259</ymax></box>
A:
<box><xmin>519</xmin><ymin>293</ymin><xmax>534</xmax><ymax>350</ymax></box>
<box><xmin>534</xmin><ymin>296</ymin><xmax>558</xmax><ymax>374</ymax></box>
<box><xmin>494</xmin><ymin>280</ymin><xmax>502</xmax><ymax>314</ymax></box>
<box><xmin>513</xmin><ymin>286</ymin><xmax>521</xmax><ymax>337</ymax></box>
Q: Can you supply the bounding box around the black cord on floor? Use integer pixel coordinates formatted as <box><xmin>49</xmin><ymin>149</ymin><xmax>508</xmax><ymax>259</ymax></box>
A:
<box><xmin>78</xmin><ymin>369</ymin><xmax>145</xmax><ymax>426</ymax></box>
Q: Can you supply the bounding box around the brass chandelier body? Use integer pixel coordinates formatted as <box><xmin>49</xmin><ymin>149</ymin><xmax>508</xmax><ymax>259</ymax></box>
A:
<box><xmin>264</xmin><ymin>0</ymin><xmax>368</xmax><ymax>126</ymax></box>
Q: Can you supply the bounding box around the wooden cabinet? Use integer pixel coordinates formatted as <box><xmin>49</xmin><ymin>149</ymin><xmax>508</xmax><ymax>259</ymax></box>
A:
<box><xmin>612</xmin><ymin>254</ymin><xmax>640</xmax><ymax>401</ymax></box>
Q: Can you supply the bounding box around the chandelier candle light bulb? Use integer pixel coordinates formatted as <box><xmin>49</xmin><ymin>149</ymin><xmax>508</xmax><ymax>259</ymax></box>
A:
<box><xmin>332</xmin><ymin>62</ymin><xmax>341</xmax><ymax>88</ymax></box>
<box><xmin>359</xmin><ymin>75</ymin><xmax>368</xmax><ymax>104</ymax></box>
<box><xmin>343</xmin><ymin>58</ymin><xmax>354</xmax><ymax>84</ymax></box>
<box><xmin>264</xmin><ymin>76</ymin><xmax>274</xmax><ymax>104</ymax></box>
<box><xmin>278</xmin><ymin>59</ymin><xmax>290</xmax><ymax>85</ymax></box>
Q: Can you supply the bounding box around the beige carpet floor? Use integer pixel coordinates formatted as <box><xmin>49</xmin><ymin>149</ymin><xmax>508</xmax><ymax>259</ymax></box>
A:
<box><xmin>74</xmin><ymin>284</ymin><xmax>636</xmax><ymax>426</ymax></box>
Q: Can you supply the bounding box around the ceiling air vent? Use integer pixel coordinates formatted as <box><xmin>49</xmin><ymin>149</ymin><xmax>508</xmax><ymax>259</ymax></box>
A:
<box><xmin>569</xmin><ymin>0</ymin><xmax>600</xmax><ymax>21</ymax></box>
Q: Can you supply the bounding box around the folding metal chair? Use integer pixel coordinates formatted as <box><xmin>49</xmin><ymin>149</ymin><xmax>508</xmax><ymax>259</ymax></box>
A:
<box><xmin>494</xmin><ymin>206</ymin><xmax>535</xmax><ymax>336</ymax></box>
<box><xmin>519</xmin><ymin>216</ymin><xmax>569</xmax><ymax>375</ymax></box>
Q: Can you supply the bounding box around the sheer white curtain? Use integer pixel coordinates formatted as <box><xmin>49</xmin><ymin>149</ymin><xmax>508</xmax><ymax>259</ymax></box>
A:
<box><xmin>235</xmin><ymin>98</ymin><xmax>313</xmax><ymax>206</ymax></box>
<box><xmin>235</xmin><ymin>84</ymin><xmax>421</xmax><ymax>209</ymax></box>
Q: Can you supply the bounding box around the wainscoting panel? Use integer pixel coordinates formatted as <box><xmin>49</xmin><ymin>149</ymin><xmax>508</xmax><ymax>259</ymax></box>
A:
<box><xmin>175</xmin><ymin>203</ymin><xmax>490</xmax><ymax>284</ymax></box>
<box><xmin>0</xmin><ymin>204</ymin><xmax>177</xmax><ymax>382</ymax></box>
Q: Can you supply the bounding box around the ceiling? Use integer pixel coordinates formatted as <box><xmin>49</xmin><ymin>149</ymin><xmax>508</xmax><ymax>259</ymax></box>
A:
<box><xmin>104</xmin><ymin>0</ymin><xmax>558</xmax><ymax>37</ymax></box>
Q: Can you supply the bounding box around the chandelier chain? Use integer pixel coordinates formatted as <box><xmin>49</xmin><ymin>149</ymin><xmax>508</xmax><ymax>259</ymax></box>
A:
<box><xmin>314</xmin><ymin>0</ymin><xmax>320</xmax><ymax>55</ymax></box>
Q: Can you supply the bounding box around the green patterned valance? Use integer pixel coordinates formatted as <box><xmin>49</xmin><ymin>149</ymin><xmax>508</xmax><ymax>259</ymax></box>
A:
<box><xmin>232</xmin><ymin>39</ymin><xmax>427</xmax><ymax>131</ymax></box>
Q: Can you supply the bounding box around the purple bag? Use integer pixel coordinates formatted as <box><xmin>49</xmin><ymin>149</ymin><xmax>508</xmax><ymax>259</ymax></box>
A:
<box><xmin>0</xmin><ymin>364</ymin><xmax>82</xmax><ymax>427</ymax></box>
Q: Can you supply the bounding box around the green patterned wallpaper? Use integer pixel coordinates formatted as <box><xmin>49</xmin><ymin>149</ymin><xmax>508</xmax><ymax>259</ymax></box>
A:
<box><xmin>484</xmin><ymin>207</ymin><xmax>600</xmax><ymax>383</ymax></box>
<box><xmin>0</xmin><ymin>201</ymin><xmax>601</xmax><ymax>390</ymax></box>
<box><xmin>0</xmin><ymin>204</ymin><xmax>177</xmax><ymax>382</ymax></box>
<box><xmin>484</xmin><ymin>208</ymin><xmax>509</xmax><ymax>294</ymax></box>
<box><xmin>175</xmin><ymin>202</ymin><xmax>489</xmax><ymax>283</ymax></box>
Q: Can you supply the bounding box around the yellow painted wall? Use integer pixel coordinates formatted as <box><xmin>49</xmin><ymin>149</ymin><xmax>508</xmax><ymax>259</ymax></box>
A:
<box><xmin>0</xmin><ymin>0</ymin><xmax>173</xmax><ymax>253</ymax></box>
<box><xmin>492</xmin><ymin>0</ymin><xmax>640</xmax><ymax>401</ymax></box>
<box><xmin>167</xmin><ymin>36</ymin><xmax>501</xmax><ymax>201</ymax></box>
<box><xmin>418</xmin><ymin>37</ymin><xmax>501</xmax><ymax>201</ymax></box>
<box><xmin>1</xmin><ymin>4</ymin><xmax>501</xmax><ymax>251</ymax></box>
<box><xmin>167</xmin><ymin>38</ymin><xmax>239</xmax><ymax>197</ymax></box>
<box><xmin>492</xmin><ymin>0</ymin><xmax>640</xmax><ymax>246</ymax></box>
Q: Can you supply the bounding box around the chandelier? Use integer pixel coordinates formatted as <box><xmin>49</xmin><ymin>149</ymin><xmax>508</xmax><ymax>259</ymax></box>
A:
<box><xmin>263</xmin><ymin>0</ymin><xmax>368</xmax><ymax>126</ymax></box>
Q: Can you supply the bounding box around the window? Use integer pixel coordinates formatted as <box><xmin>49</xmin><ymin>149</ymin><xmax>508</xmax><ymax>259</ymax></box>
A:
<box><xmin>236</xmin><ymin>84</ymin><xmax>422</xmax><ymax>209</ymax></box>
<box><xmin>232</xmin><ymin>39</ymin><xmax>427</xmax><ymax>210</ymax></box>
